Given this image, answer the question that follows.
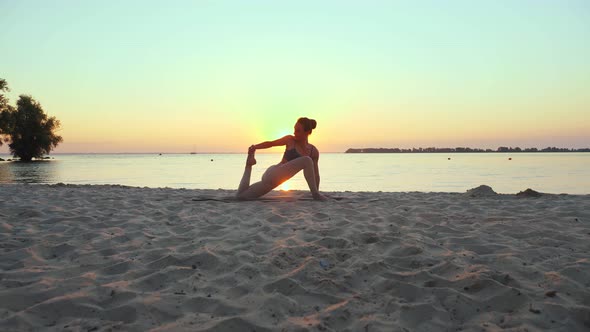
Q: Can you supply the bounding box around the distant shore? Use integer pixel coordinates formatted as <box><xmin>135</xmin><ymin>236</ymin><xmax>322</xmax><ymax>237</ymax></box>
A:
<box><xmin>346</xmin><ymin>147</ymin><xmax>590</xmax><ymax>153</ymax></box>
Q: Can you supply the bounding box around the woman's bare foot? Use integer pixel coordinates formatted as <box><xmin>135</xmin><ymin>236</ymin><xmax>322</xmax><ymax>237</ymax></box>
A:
<box><xmin>247</xmin><ymin>154</ymin><xmax>257</xmax><ymax>166</ymax></box>
<box><xmin>246</xmin><ymin>146</ymin><xmax>257</xmax><ymax>166</ymax></box>
<box><xmin>313</xmin><ymin>193</ymin><xmax>329</xmax><ymax>201</ymax></box>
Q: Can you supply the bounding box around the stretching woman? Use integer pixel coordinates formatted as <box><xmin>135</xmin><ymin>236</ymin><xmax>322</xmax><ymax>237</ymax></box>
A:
<box><xmin>236</xmin><ymin>117</ymin><xmax>327</xmax><ymax>201</ymax></box>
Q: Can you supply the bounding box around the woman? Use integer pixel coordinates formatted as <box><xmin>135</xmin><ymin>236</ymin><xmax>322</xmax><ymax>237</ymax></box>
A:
<box><xmin>236</xmin><ymin>117</ymin><xmax>327</xmax><ymax>200</ymax></box>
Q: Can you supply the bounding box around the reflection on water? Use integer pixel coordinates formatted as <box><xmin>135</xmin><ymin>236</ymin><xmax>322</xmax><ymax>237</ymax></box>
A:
<box><xmin>0</xmin><ymin>161</ymin><xmax>58</xmax><ymax>184</ymax></box>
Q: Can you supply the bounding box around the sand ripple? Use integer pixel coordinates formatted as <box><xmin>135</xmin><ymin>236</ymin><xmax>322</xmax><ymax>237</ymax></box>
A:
<box><xmin>0</xmin><ymin>184</ymin><xmax>589</xmax><ymax>331</ymax></box>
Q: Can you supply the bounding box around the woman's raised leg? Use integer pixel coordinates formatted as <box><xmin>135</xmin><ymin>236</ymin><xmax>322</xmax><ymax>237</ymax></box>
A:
<box><xmin>237</xmin><ymin>165</ymin><xmax>253</xmax><ymax>196</ymax></box>
<box><xmin>237</xmin><ymin>155</ymin><xmax>326</xmax><ymax>200</ymax></box>
<box><xmin>236</xmin><ymin>148</ymin><xmax>276</xmax><ymax>200</ymax></box>
<box><xmin>236</xmin><ymin>180</ymin><xmax>274</xmax><ymax>200</ymax></box>
<box><xmin>266</xmin><ymin>157</ymin><xmax>326</xmax><ymax>200</ymax></box>
<box><xmin>237</xmin><ymin>148</ymin><xmax>257</xmax><ymax>196</ymax></box>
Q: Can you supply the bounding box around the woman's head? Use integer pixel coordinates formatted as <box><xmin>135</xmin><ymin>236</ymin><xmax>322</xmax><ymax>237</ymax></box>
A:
<box><xmin>294</xmin><ymin>117</ymin><xmax>317</xmax><ymax>140</ymax></box>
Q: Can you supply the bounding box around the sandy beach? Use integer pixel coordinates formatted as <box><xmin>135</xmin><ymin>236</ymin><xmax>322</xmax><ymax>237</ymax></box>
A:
<box><xmin>0</xmin><ymin>184</ymin><xmax>589</xmax><ymax>331</ymax></box>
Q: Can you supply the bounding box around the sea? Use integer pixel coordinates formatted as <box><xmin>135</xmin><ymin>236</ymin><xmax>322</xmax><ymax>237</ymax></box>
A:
<box><xmin>0</xmin><ymin>153</ymin><xmax>589</xmax><ymax>194</ymax></box>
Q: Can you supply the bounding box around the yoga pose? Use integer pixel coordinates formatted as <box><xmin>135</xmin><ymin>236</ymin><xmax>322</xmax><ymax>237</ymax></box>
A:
<box><xmin>236</xmin><ymin>117</ymin><xmax>327</xmax><ymax>201</ymax></box>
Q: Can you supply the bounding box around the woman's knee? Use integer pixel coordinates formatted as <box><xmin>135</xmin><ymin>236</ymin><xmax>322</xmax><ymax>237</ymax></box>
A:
<box><xmin>300</xmin><ymin>156</ymin><xmax>313</xmax><ymax>166</ymax></box>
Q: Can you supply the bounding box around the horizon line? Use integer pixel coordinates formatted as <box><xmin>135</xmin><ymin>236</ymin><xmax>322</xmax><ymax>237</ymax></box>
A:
<box><xmin>3</xmin><ymin>150</ymin><xmax>590</xmax><ymax>156</ymax></box>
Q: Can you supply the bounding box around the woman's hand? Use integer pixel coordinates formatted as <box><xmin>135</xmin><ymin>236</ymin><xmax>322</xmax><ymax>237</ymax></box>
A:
<box><xmin>248</xmin><ymin>145</ymin><xmax>256</xmax><ymax>154</ymax></box>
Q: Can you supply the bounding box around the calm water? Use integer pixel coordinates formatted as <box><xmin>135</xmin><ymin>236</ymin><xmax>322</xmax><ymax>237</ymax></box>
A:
<box><xmin>0</xmin><ymin>153</ymin><xmax>588</xmax><ymax>194</ymax></box>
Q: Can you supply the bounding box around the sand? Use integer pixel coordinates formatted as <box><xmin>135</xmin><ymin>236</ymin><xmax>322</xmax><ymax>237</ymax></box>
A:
<box><xmin>0</xmin><ymin>184</ymin><xmax>589</xmax><ymax>331</ymax></box>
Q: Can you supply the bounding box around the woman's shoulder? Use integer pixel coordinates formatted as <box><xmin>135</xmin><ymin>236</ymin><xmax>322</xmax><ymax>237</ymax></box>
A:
<box><xmin>274</xmin><ymin>135</ymin><xmax>294</xmax><ymax>146</ymax></box>
<box><xmin>308</xmin><ymin>143</ymin><xmax>319</xmax><ymax>157</ymax></box>
<box><xmin>281</xmin><ymin>135</ymin><xmax>295</xmax><ymax>142</ymax></box>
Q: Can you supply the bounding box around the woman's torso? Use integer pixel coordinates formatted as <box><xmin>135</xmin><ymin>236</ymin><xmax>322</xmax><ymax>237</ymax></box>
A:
<box><xmin>281</xmin><ymin>137</ymin><xmax>315</xmax><ymax>164</ymax></box>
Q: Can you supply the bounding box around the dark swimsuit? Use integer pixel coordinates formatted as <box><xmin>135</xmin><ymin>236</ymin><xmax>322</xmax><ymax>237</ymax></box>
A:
<box><xmin>282</xmin><ymin>146</ymin><xmax>314</xmax><ymax>162</ymax></box>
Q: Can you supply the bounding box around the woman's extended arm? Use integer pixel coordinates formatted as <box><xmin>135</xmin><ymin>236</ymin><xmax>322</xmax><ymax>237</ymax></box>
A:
<box><xmin>251</xmin><ymin>135</ymin><xmax>291</xmax><ymax>150</ymax></box>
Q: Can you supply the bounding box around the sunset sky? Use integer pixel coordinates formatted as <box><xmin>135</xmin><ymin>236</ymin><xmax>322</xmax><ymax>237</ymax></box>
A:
<box><xmin>1</xmin><ymin>1</ymin><xmax>589</xmax><ymax>153</ymax></box>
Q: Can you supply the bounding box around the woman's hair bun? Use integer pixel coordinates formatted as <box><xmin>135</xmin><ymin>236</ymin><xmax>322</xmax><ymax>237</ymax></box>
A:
<box><xmin>298</xmin><ymin>117</ymin><xmax>317</xmax><ymax>133</ymax></box>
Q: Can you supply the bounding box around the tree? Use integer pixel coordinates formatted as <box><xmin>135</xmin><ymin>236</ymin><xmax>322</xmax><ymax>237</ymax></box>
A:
<box><xmin>0</xmin><ymin>78</ymin><xmax>8</xmax><ymax>109</ymax></box>
<box><xmin>0</xmin><ymin>78</ymin><xmax>12</xmax><ymax>146</ymax></box>
<box><xmin>5</xmin><ymin>95</ymin><xmax>63</xmax><ymax>161</ymax></box>
<box><xmin>1</xmin><ymin>78</ymin><xmax>63</xmax><ymax>160</ymax></box>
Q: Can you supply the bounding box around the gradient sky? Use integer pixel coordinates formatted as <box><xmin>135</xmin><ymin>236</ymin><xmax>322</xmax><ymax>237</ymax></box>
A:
<box><xmin>1</xmin><ymin>0</ymin><xmax>589</xmax><ymax>153</ymax></box>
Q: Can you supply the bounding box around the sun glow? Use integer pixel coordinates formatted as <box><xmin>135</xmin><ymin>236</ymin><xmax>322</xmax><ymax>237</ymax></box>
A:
<box><xmin>279</xmin><ymin>180</ymin><xmax>291</xmax><ymax>191</ymax></box>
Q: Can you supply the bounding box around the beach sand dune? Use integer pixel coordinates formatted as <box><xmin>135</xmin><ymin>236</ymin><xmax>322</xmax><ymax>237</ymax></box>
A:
<box><xmin>1</xmin><ymin>184</ymin><xmax>589</xmax><ymax>331</ymax></box>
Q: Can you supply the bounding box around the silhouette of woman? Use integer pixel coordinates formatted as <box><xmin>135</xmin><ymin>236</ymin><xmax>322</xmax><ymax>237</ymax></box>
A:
<box><xmin>236</xmin><ymin>117</ymin><xmax>327</xmax><ymax>200</ymax></box>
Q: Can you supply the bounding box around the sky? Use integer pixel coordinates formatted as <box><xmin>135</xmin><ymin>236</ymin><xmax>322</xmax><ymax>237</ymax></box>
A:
<box><xmin>1</xmin><ymin>0</ymin><xmax>589</xmax><ymax>153</ymax></box>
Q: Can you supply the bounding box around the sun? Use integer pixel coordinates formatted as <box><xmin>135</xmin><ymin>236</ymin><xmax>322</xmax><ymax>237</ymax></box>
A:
<box><xmin>279</xmin><ymin>180</ymin><xmax>291</xmax><ymax>191</ymax></box>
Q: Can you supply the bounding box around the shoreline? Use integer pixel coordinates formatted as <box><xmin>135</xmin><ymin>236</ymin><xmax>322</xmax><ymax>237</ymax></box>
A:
<box><xmin>1</xmin><ymin>184</ymin><xmax>589</xmax><ymax>331</ymax></box>
<box><xmin>0</xmin><ymin>182</ymin><xmax>587</xmax><ymax>196</ymax></box>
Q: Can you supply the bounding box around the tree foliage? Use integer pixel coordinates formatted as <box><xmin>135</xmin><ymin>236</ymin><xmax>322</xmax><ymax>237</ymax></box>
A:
<box><xmin>0</xmin><ymin>78</ymin><xmax>8</xmax><ymax>107</ymax></box>
<box><xmin>0</xmin><ymin>78</ymin><xmax>63</xmax><ymax>161</ymax></box>
<box><xmin>0</xmin><ymin>78</ymin><xmax>13</xmax><ymax>146</ymax></box>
